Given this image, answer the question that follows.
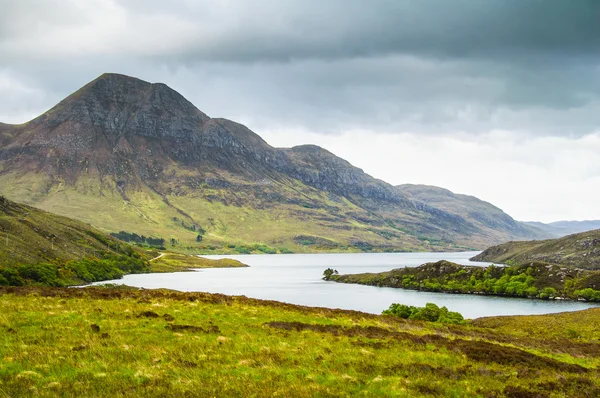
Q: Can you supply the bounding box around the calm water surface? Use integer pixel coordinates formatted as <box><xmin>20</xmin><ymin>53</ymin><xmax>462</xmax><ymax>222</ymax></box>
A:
<box><xmin>94</xmin><ymin>252</ymin><xmax>598</xmax><ymax>318</ymax></box>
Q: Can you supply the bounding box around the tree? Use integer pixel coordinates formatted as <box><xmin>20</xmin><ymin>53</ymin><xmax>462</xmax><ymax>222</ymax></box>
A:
<box><xmin>196</xmin><ymin>234</ymin><xmax>203</xmax><ymax>242</ymax></box>
<box><xmin>323</xmin><ymin>268</ymin><xmax>338</xmax><ymax>280</ymax></box>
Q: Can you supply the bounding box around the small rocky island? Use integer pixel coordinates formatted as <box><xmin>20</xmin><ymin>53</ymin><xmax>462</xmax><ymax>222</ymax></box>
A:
<box><xmin>326</xmin><ymin>260</ymin><xmax>600</xmax><ymax>301</ymax></box>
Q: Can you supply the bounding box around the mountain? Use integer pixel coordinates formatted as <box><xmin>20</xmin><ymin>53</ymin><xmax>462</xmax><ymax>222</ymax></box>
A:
<box><xmin>396</xmin><ymin>184</ymin><xmax>548</xmax><ymax>241</ymax></box>
<box><xmin>471</xmin><ymin>229</ymin><xmax>600</xmax><ymax>270</ymax></box>
<box><xmin>522</xmin><ymin>220</ymin><xmax>600</xmax><ymax>238</ymax></box>
<box><xmin>0</xmin><ymin>73</ymin><xmax>544</xmax><ymax>251</ymax></box>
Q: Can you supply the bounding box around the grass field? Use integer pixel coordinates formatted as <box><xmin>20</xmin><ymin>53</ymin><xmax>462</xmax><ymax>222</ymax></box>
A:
<box><xmin>0</xmin><ymin>286</ymin><xmax>599</xmax><ymax>397</ymax></box>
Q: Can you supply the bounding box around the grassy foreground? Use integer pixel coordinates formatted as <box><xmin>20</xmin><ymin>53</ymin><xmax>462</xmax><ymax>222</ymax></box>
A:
<box><xmin>1</xmin><ymin>286</ymin><xmax>599</xmax><ymax>397</ymax></box>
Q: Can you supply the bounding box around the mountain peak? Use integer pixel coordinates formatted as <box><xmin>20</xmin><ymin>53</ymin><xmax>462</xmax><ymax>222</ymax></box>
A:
<box><xmin>27</xmin><ymin>73</ymin><xmax>210</xmax><ymax>144</ymax></box>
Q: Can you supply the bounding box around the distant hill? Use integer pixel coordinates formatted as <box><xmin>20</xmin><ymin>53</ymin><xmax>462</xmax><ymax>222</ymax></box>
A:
<box><xmin>0</xmin><ymin>73</ymin><xmax>545</xmax><ymax>252</ymax></box>
<box><xmin>396</xmin><ymin>185</ymin><xmax>549</xmax><ymax>242</ymax></box>
<box><xmin>471</xmin><ymin>229</ymin><xmax>600</xmax><ymax>270</ymax></box>
<box><xmin>522</xmin><ymin>220</ymin><xmax>600</xmax><ymax>238</ymax></box>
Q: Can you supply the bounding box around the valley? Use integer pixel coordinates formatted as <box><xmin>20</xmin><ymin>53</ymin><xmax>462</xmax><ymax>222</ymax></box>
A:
<box><xmin>2</xmin><ymin>2</ymin><xmax>598</xmax><ymax>396</ymax></box>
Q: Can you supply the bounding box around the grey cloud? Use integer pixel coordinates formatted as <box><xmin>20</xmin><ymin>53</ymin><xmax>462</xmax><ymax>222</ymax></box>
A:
<box><xmin>163</xmin><ymin>0</ymin><xmax>600</xmax><ymax>63</ymax></box>
<box><xmin>0</xmin><ymin>0</ymin><xmax>599</xmax><ymax>135</ymax></box>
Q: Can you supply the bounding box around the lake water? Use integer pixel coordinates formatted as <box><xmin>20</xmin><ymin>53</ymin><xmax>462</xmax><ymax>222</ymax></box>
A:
<box><xmin>94</xmin><ymin>252</ymin><xmax>599</xmax><ymax>319</ymax></box>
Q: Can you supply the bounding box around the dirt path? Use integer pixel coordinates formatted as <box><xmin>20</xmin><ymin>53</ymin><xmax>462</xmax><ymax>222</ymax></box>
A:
<box><xmin>149</xmin><ymin>253</ymin><xmax>166</xmax><ymax>262</ymax></box>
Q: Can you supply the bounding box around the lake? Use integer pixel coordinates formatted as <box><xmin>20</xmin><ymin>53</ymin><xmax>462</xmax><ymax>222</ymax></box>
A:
<box><xmin>94</xmin><ymin>251</ymin><xmax>599</xmax><ymax>318</ymax></box>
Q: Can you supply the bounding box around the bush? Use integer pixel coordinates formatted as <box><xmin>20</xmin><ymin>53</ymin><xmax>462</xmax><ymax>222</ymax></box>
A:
<box><xmin>382</xmin><ymin>302</ymin><xmax>465</xmax><ymax>324</ymax></box>
<box><xmin>539</xmin><ymin>287</ymin><xmax>557</xmax><ymax>300</ymax></box>
<box><xmin>573</xmin><ymin>288</ymin><xmax>600</xmax><ymax>301</ymax></box>
<box><xmin>382</xmin><ymin>303</ymin><xmax>415</xmax><ymax>319</ymax></box>
<box><xmin>17</xmin><ymin>263</ymin><xmax>62</xmax><ymax>286</ymax></box>
<box><xmin>235</xmin><ymin>246</ymin><xmax>251</xmax><ymax>254</ymax></box>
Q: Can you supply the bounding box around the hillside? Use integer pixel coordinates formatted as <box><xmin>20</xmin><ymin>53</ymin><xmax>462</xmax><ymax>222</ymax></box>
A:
<box><xmin>0</xmin><ymin>195</ymin><xmax>155</xmax><ymax>285</ymax></box>
<box><xmin>0</xmin><ymin>73</ymin><xmax>544</xmax><ymax>252</ymax></box>
<box><xmin>471</xmin><ymin>229</ymin><xmax>600</xmax><ymax>270</ymax></box>
<box><xmin>0</xmin><ymin>196</ymin><xmax>244</xmax><ymax>286</ymax></box>
<box><xmin>396</xmin><ymin>184</ymin><xmax>547</xmax><ymax>241</ymax></box>
<box><xmin>523</xmin><ymin>220</ymin><xmax>600</xmax><ymax>237</ymax></box>
<box><xmin>0</xmin><ymin>195</ymin><xmax>143</xmax><ymax>267</ymax></box>
<box><xmin>0</xmin><ymin>285</ymin><xmax>598</xmax><ymax>397</ymax></box>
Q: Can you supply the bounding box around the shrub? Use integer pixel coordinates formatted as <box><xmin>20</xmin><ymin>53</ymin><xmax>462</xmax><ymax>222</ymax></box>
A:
<box><xmin>573</xmin><ymin>288</ymin><xmax>600</xmax><ymax>301</ymax></box>
<box><xmin>17</xmin><ymin>263</ymin><xmax>62</xmax><ymax>286</ymax></box>
<box><xmin>382</xmin><ymin>303</ymin><xmax>415</xmax><ymax>319</ymax></box>
<box><xmin>382</xmin><ymin>302</ymin><xmax>465</xmax><ymax>324</ymax></box>
<box><xmin>539</xmin><ymin>287</ymin><xmax>558</xmax><ymax>300</ymax></box>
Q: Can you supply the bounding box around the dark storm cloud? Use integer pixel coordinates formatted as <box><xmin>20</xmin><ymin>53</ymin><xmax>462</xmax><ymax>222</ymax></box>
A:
<box><xmin>0</xmin><ymin>0</ymin><xmax>599</xmax><ymax>134</ymax></box>
<box><xmin>174</xmin><ymin>0</ymin><xmax>600</xmax><ymax>63</ymax></box>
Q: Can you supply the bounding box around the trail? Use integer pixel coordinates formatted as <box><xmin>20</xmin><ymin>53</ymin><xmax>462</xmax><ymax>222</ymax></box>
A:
<box><xmin>149</xmin><ymin>252</ymin><xmax>166</xmax><ymax>262</ymax></box>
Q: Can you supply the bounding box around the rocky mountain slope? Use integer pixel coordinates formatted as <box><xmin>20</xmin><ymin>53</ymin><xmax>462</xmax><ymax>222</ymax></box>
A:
<box><xmin>0</xmin><ymin>73</ymin><xmax>545</xmax><ymax>251</ymax></box>
<box><xmin>471</xmin><ymin>229</ymin><xmax>600</xmax><ymax>270</ymax></box>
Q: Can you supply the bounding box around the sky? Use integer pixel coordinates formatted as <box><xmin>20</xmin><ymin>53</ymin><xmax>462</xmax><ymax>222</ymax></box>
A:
<box><xmin>0</xmin><ymin>0</ymin><xmax>599</xmax><ymax>222</ymax></box>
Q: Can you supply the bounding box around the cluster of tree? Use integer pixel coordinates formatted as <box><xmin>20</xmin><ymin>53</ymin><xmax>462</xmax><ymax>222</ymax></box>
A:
<box><xmin>225</xmin><ymin>244</ymin><xmax>278</xmax><ymax>254</ymax></box>
<box><xmin>323</xmin><ymin>268</ymin><xmax>339</xmax><ymax>280</ymax></box>
<box><xmin>336</xmin><ymin>262</ymin><xmax>600</xmax><ymax>302</ymax></box>
<box><xmin>382</xmin><ymin>302</ymin><xmax>465</xmax><ymax>324</ymax></box>
<box><xmin>110</xmin><ymin>231</ymin><xmax>166</xmax><ymax>249</ymax></box>
<box><xmin>0</xmin><ymin>252</ymin><xmax>150</xmax><ymax>287</ymax></box>
<box><xmin>395</xmin><ymin>267</ymin><xmax>571</xmax><ymax>300</ymax></box>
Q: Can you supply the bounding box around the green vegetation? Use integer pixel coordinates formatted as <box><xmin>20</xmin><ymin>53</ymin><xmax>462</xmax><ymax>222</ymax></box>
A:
<box><xmin>0</xmin><ymin>197</ymin><xmax>246</xmax><ymax>287</ymax></box>
<box><xmin>0</xmin><ymin>196</ymin><xmax>148</xmax><ymax>268</ymax></box>
<box><xmin>322</xmin><ymin>268</ymin><xmax>339</xmax><ymax>280</ymax></box>
<box><xmin>383</xmin><ymin>302</ymin><xmax>465</xmax><ymax>325</ymax></box>
<box><xmin>472</xmin><ymin>228</ymin><xmax>600</xmax><ymax>270</ymax></box>
<box><xmin>110</xmin><ymin>231</ymin><xmax>166</xmax><ymax>249</ymax></box>
<box><xmin>0</xmin><ymin>286</ymin><xmax>599</xmax><ymax>397</ymax></box>
<box><xmin>330</xmin><ymin>260</ymin><xmax>600</xmax><ymax>302</ymax></box>
<box><xmin>0</xmin><ymin>254</ymin><xmax>150</xmax><ymax>287</ymax></box>
<box><xmin>0</xmin><ymin>171</ymin><xmax>472</xmax><ymax>255</ymax></box>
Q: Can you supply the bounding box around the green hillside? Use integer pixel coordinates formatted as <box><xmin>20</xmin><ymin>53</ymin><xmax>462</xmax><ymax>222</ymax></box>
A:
<box><xmin>0</xmin><ymin>196</ymin><xmax>244</xmax><ymax>286</ymax></box>
<box><xmin>0</xmin><ymin>195</ymin><xmax>147</xmax><ymax>267</ymax></box>
<box><xmin>471</xmin><ymin>229</ymin><xmax>600</xmax><ymax>270</ymax></box>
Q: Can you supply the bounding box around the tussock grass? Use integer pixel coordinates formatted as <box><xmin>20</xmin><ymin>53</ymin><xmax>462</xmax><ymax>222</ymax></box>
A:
<box><xmin>0</xmin><ymin>286</ymin><xmax>599</xmax><ymax>397</ymax></box>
